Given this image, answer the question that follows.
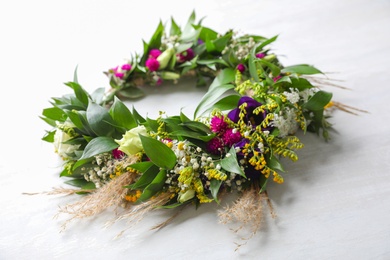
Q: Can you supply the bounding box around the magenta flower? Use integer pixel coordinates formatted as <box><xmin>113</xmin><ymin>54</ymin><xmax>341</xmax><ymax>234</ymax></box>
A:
<box><xmin>222</xmin><ymin>128</ymin><xmax>242</xmax><ymax>146</ymax></box>
<box><xmin>114</xmin><ymin>72</ymin><xmax>124</xmax><ymax>79</ymax></box>
<box><xmin>256</xmin><ymin>53</ymin><xmax>265</xmax><ymax>59</ymax></box>
<box><xmin>149</xmin><ymin>49</ymin><xmax>162</xmax><ymax>59</ymax></box>
<box><xmin>121</xmin><ymin>64</ymin><xmax>132</xmax><ymax>71</ymax></box>
<box><xmin>273</xmin><ymin>75</ymin><xmax>281</xmax><ymax>82</ymax></box>
<box><xmin>112</xmin><ymin>148</ymin><xmax>125</xmax><ymax>159</ymax></box>
<box><xmin>237</xmin><ymin>63</ymin><xmax>246</xmax><ymax>73</ymax></box>
<box><xmin>207</xmin><ymin>137</ymin><xmax>224</xmax><ymax>155</ymax></box>
<box><xmin>210</xmin><ymin>116</ymin><xmax>228</xmax><ymax>133</ymax></box>
<box><xmin>177</xmin><ymin>48</ymin><xmax>195</xmax><ymax>62</ymax></box>
<box><xmin>145</xmin><ymin>58</ymin><xmax>160</xmax><ymax>71</ymax></box>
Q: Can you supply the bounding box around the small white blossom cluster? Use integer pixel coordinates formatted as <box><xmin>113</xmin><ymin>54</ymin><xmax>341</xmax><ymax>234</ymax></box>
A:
<box><xmin>299</xmin><ymin>88</ymin><xmax>318</xmax><ymax>103</ymax></box>
<box><xmin>161</xmin><ymin>33</ymin><xmax>179</xmax><ymax>49</ymax></box>
<box><xmin>83</xmin><ymin>153</ymin><xmax>116</xmax><ymax>188</ymax></box>
<box><xmin>272</xmin><ymin>108</ymin><xmax>299</xmax><ymax>138</ymax></box>
<box><xmin>222</xmin><ymin>34</ymin><xmax>256</xmax><ymax>60</ymax></box>
<box><xmin>283</xmin><ymin>88</ymin><xmax>300</xmax><ymax>104</ymax></box>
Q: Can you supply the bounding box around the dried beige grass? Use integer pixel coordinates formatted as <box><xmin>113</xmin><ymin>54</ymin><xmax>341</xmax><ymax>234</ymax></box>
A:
<box><xmin>218</xmin><ymin>189</ymin><xmax>275</xmax><ymax>250</ymax></box>
<box><xmin>55</xmin><ymin>170</ymin><xmax>138</xmax><ymax>231</ymax></box>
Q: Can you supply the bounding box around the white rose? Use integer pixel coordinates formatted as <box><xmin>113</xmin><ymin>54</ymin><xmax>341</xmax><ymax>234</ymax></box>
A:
<box><xmin>54</xmin><ymin>121</ymin><xmax>80</xmax><ymax>159</ymax></box>
<box><xmin>115</xmin><ymin>125</ymin><xmax>149</xmax><ymax>156</ymax></box>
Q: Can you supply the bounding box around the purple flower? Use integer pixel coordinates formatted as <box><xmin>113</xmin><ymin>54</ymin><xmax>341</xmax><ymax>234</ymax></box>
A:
<box><xmin>255</xmin><ymin>53</ymin><xmax>265</xmax><ymax>59</ymax></box>
<box><xmin>236</xmin><ymin>63</ymin><xmax>246</xmax><ymax>73</ymax></box>
<box><xmin>149</xmin><ymin>49</ymin><xmax>162</xmax><ymax>59</ymax></box>
<box><xmin>145</xmin><ymin>58</ymin><xmax>160</xmax><ymax>71</ymax></box>
<box><xmin>227</xmin><ymin>96</ymin><xmax>266</xmax><ymax>126</ymax></box>
<box><xmin>210</xmin><ymin>116</ymin><xmax>228</xmax><ymax>133</ymax></box>
<box><xmin>121</xmin><ymin>64</ymin><xmax>132</xmax><ymax>71</ymax></box>
<box><xmin>222</xmin><ymin>128</ymin><xmax>241</xmax><ymax>146</ymax></box>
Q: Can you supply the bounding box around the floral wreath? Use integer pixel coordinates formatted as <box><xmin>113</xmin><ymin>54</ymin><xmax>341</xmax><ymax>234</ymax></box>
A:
<box><xmin>39</xmin><ymin>12</ymin><xmax>360</xmax><ymax>247</ymax></box>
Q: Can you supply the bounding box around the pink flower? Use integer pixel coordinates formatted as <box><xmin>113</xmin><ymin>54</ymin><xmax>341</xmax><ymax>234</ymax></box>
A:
<box><xmin>222</xmin><ymin>128</ymin><xmax>241</xmax><ymax>146</ymax></box>
<box><xmin>273</xmin><ymin>75</ymin><xmax>281</xmax><ymax>82</ymax></box>
<box><xmin>210</xmin><ymin>116</ymin><xmax>228</xmax><ymax>133</ymax></box>
<box><xmin>114</xmin><ymin>72</ymin><xmax>124</xmax><ymax>79</ymax></box>
<box><xmin>121</xmin><ymin>64</ymin><xmax>132</xmax><ymax>71</ymax></box>
<box><xmin>207</xmin><ymin>137</ymin><xmax>224</xmax><ymax>155</ymax></box>
<box><xmin>237</xmin><ymin>63</ymin><xmax>246</xmax><ymax>73</ymax></box>
<box><xmin>149</xmin><ymin>49</ymin><xmax>162</xmax><ymax>59</ymax></box>
<box><xmin>256</xmin><ymin>53</ymin><xmax>265</xmax><ymax>59</ymax></box>
<box><xmin>156</xmin><ymin>77</ymin><xmax>163</xmax><ymax>86</ymax></box>
<box><xmin>145</xmin><ymin>58</ymin><xmax>160</xmax><ymax>71</ymax></box>
<box><xmin>112</xmin><ymin>148</ymin><xmax>125</xmax><ymax>159</ymax></box>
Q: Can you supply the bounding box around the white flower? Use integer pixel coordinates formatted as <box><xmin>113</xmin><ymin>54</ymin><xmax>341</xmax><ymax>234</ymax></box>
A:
<box><xmin>283</xmin><ymin>88</ymin><xmax>300</xmax><ymax>104</ymax></box>
<box><xmin>115</xmin><ymin>125</ymin><xmax>149</xmax><ymax>156</ymax></box>
<box><xmin>53</xmin><ymin>121</ymin><xmax>80</xmax><ymax>159</ymax></box>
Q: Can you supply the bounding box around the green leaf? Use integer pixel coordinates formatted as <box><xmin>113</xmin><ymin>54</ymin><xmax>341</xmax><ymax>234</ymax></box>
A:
<box><xmin>79</xmin><ymin>136</ymin><xmax>118</xmax><ymax>160</ymax></box>
<box><xmin>140</xmin><ymin>135</ymin><xmax>177</xmax><ymax>169</ymax></box>
<box><xmin>86</xmin><ymin>102</ymin><xmax>115</xmax><ymax>136</ymax></box>
<box><xmin>194</xmin><ymin>83</ymin><xmax>235</xmax><ymax>118</ymax></box>
<box><xmin>258</xmin><ymin>59</ymin><xmax>281</xmax><ymax>77</ymax></box>
<box><xmin>170</xmin><ymin>17</ymin><xmax>181</xmax><ymax>36</ymax></box>
<box><xmin>249</xmin><ymin>47</ymin><xmax>260</xmax><ymax>82</ymax></box>
<box><xmin>109</xmin><ymin>96</ymin><xmax>137</xmax><ymax>130</ymax></box>
<box><xmin>281</xmin><ymin>64</ymin><xmax>323</xmax><ymax>75</ymax></box>
<box><xmin>73</xmin><ymin>65</ymin><xmax>79</xmax><ymax>83</ymax></box>
<box><xmin>304</xmin><ymin>90</ymin><xmax>333</xmax><ymax>111</ymax></box>
<box><xmin>220</xmin><ymin>146</ymin><xmax>245</xmax><ymax>177</ymax></box>
<box><xmin>129</xmin><ymin>161</ymin><xmax>155</xmax><ymax>173</ymax></box>
<box><xmin>129</xmin><ymin>164</ymin><xmax>160</xmax><ymax>190</ymax></box>
<box><xmin>265</xmin><ymin>154</ymin><xmax>285</xmax><ymax>173</ymax></box>
<box><xmin>132</xmin><ymin>106</ymin><xmax>146</xmax><ymax>124</ymax></box>
<box><xmin>137</xmin><ymin>169</ymin><xmax>167</xmax><ymax>202</ymax></box>
<box><xmin>91</xmin><ymin>87</ymin><xmax>105</xmax><ymax>104</ymax></box>
<box><xmin>256</xmin><ymin>35</ymin><xmax>278</xmax><ymax>51</ymax></box>
<box><xmin>210</xmin><ymin>179</ymin><xmax>222</xmax><ymax>203</ymax></box>
<box><xmin>42</xmin><ymin>107</ymin><xmax>66</xmax><ymax>121</ymax></box>
<box><xmin>65</xmin><ymin>179</ymin><xmax>89</xmax><ymax>188</ymax></box>
<box><xmin>118</xmin><ymin>87</ymin><xmax>145</xmax><ymax>99</ymax></box>
<box><xmin>181</xmin><ymin>121</ymin><xmax>212</xmax><ymax>135</ymax></box>
<box><xmin>65</xmin><ymin>82</ymin><xmax>89</xmax><ymax>107</ymax></box>
<box><xmin>289</xmin><ymin>78</ymin><xmax>314</xmax><ymax>91</ymax></box>
<box><xmin>206</xmin><ymin>94</ymin><xmax>240</xmax><ymax>112</ymax></box>
<box><xmin>42</xmin><ymin>130</ymin><xmax>55</xmax><ymax>142</ymax></box>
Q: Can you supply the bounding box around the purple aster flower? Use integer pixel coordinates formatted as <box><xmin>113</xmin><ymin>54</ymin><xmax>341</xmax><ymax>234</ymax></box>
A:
<box><xmin>210</xmin><ymin>116</ymin><xmax>228</xmax><ymax>133</ymax></box>
<box><xmin>197</xmin><ymin>39</ymin><xmax>204</xmax><ymax>45</ymax></box>
<box><xmin>207</xmin><ymin>137</ymin><xmax>224</xmax><ymax>155</ymax></box>
<box><xmin>121</xmin><ymin>64</ymin><xmax>132</xmax><ymax>71</ymax></box>
<box><xmin>222</xmin><ymin>128</ymin><xmax>242</xmax><ymax>146</ymax></box>
<box><xmin>145</xmin><ymin>58</ymin><xmax>160</xmax><ymax>71</ymax></box>
<box><xmin>227</xmin><ymin>96</ymin><xmax>266</xmax><ymax>127</ymax></box>
<box><xmin>236</xmin><ymin>63</ymin><xmax>246</xmax><ymax>73</ymax></box>
<box><xmin>149</xmin><ymin>49</ymin><xmax>162</xmax><ymax>59</ymax></box>
<box><xmin>256</xmin><ymin>53</ymin><xmax>265</xmax><ymax>59</ymax></box>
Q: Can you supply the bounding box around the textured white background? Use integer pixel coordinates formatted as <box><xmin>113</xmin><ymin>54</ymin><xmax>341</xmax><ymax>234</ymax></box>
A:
<box><xmin>1</xmin><ymin>0</ymin><xmax>390</xmax><ymax>259</ymax></box>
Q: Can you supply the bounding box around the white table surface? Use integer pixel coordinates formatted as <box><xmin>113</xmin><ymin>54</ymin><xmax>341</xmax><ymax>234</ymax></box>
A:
<box><xmin>1</xmin><ymin>0</ymin><xmax>390</xmax><ymax>259</ymax></box>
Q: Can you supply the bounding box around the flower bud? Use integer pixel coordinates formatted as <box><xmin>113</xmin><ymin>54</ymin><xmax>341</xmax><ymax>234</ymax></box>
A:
<box><xmin>160</xmin><ymin>71</ymin><xmax>180</xmax><ymax>80</ymax></box>
<box><xmin>157</xmin><ymin>48</ymin><xmax>175</xmax><ymax>70</ymax></box>
<box><xmin>178</xmin><ymin>189</ymin><xmax>195</xmax><ymax>203</ymax></box>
